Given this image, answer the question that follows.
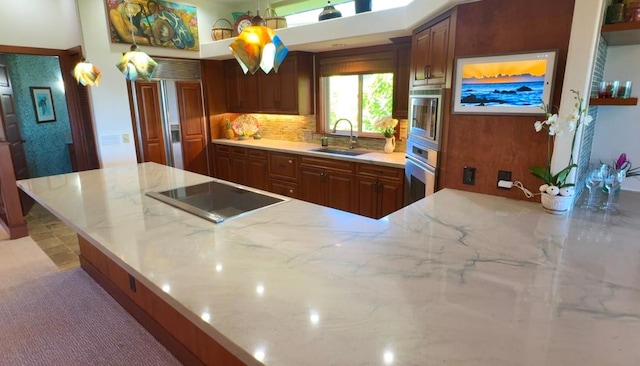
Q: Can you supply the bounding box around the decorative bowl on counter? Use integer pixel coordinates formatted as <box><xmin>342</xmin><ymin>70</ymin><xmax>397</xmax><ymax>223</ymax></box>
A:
<box><xmin>232</xmin><ymin>114</ymin><xmax>259</xmax><ymax>138</ymax></box>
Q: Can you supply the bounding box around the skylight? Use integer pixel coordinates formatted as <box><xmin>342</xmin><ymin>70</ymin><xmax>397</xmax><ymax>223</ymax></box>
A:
<box><xmin>281</xmin><ymin>0</ymin><xmax>414</xmax><ymax>28</ymax></box>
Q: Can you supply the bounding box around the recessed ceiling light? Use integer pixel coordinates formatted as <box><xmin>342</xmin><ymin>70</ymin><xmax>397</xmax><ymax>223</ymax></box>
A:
<box><xmin>331</xmin><ymin>43</ymin><xmax>348</xmax><ymax>47</ymax></box>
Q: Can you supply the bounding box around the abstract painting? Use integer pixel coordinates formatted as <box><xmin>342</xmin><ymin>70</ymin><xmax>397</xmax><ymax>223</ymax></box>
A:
<box><xmin>106</xmin><ymin>0</ymin><xmax>199</xmax><ymax>51</ymax></box>
<box><xmin>453</xmin><ymin>51</ymin><xmax>557</xmax><ymax>115</ymax></box>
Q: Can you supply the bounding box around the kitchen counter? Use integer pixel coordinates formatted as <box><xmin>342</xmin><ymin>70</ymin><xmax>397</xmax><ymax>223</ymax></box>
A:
<box><xmin>211</xmin><ymin>138</ymin><xmax>406</xmax><ymax>168</ymax></box>
<box><xmin>17</xmin><ymin>163</ymin><xmax>640</xmax><ymax>365</ymax></box>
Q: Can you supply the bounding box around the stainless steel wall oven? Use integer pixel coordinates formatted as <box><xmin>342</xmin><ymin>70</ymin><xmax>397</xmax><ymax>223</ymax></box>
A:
<box><xmin>405</xmin><ymin>89</ymin><xmax>443</xmax><ymax>205</ymax></box>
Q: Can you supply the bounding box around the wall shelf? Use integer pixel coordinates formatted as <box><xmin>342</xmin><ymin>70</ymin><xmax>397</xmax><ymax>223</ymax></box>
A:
<box><xmin>601</xmin><ymin>22</ymin><xmax>640</xmax><ymax>45</ymax></box>
<box><xmin>589</xmin><ymin>97</ymin><xmax>638</xmax><ymax>106</ymax></box>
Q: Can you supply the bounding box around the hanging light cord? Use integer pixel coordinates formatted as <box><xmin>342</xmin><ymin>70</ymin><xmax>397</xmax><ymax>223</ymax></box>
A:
<box><xmin>126</xmin><ymin>0</ymin><xmax>137</xmax><ymax>49</ymax></box>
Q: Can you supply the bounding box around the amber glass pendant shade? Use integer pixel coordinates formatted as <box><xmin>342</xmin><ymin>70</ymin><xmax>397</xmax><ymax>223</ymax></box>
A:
<box><xmin>73</xmin><ymin>59</ymin><xmax>102</xmax><ymax>86</ymax></box>
<box><xmin>229</xmin><ymin>24</ymin><xmax>289</xmax><ymax>74</ymax></box>
<box><xmin>116</xmin><ymin>45</ymin><xmax>159</xmax><ymax>81</ymax></box>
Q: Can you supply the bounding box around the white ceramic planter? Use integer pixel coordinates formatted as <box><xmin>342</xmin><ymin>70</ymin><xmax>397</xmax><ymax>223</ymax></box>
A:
<box><xmin>540</xmin><ymin>192</ymin><xmax>574</xmax><ymax>214</ymax></box>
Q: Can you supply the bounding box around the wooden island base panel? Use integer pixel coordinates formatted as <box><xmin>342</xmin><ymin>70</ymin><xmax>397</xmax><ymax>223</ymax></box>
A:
<box><xmin>78</xmin><ymin>235</ymin><xmax>246</xmax><ymax>366</ymax></box>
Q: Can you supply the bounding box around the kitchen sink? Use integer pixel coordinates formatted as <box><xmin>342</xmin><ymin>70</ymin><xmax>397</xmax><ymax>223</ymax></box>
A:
<box><xmin>310</xmin><ymin>147</ymin><xmax>369</xmax><ymax>156</ymax></box>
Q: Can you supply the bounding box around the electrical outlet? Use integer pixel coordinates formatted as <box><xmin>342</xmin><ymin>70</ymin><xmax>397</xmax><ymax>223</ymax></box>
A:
<box><xmin>497</xmin><ymin>170</ymin><xmax>512</xmax><ymax>189</ymax></box>
<box><xmin>463</xmin><ymin>167</ymin><xmax>476</xmax><ymax>185</ymax></box>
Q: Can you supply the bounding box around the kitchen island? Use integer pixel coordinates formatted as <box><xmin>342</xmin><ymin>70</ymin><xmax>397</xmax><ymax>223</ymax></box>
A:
<box><xmin>17</xmin><ymin>162</ymin><xmax>640</xmax><ymax>365</ymax></box>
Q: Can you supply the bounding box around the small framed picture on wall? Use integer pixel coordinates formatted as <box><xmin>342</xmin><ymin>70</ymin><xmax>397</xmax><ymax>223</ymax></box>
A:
<box><xmin>30</xmin><ymin>86</ymin><xmax>57</xmax><ymax>123</ymax></box>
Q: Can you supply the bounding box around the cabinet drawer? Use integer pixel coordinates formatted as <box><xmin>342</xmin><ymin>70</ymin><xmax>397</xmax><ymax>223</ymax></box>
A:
<box><xmin>230</xmin><ymin>146</ymin><xmax>247</xmax><ymax>156</ymax></box>
<box><xmin>356</xmin><ymin>163</ymin><xmax>403</xmax><ymax>181</ymax></box>
<box><xmin>247</xmin><ymin>148</ymin><xmax>267</xmax><ymax>159</ymax></box>
<box><xmin>269</xmin><ymin>179</ymin><xmax>299</xmax><ymax>199</ymax></box>
<box><xmin>300</xmin><ymin>156</ymin><xmax>355</xmax><ymax>173</ymax></box>
<box><xmin>215</xmin><ymin>144</ymin><xmax>231</xmax><ymax>154</ymax></box>
<box><xmin>270</xmin><ymin>152</ymin><xmax>298</xmax><ymax>180</ymax></box>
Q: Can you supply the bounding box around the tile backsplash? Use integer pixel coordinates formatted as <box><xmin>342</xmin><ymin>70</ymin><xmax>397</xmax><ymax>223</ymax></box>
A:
<box><xmin>221</xmin><ymin>113</ymin><xmax>407</xmax><ymax>153</ymax></box>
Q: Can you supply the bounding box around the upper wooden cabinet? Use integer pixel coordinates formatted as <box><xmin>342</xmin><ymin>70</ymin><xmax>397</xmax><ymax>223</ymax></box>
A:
<box><xmin>391</xmin><ymin>37</ymin><xmax>411</xmax><ymax>119</ymax></box>
<box><xmin>410</xmin><ymin>17</ymin><xmax>450</xmax><ymax>87</ymax></box>
<box><xmin>224</xmin><ymin>52</ymin><xmax>314</xmax><ymax>115</ymax></box>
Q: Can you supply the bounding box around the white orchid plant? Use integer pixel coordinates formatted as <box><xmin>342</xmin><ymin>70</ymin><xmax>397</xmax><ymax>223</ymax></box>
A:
<box><xmin>373</xmin><ymin>116</ymin><xmax>398</xmax><ymax>138</ymax></box>
<box><xmin>530</xmin><ymin>89</ymin><xmax>593</xmax><ymax>197</ymax></box>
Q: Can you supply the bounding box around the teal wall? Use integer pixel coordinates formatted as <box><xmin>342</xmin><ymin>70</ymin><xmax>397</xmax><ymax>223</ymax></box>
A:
<box><xmin>4</xmin><ymin>54</ymin><xmax>72</xmax><ymax>178</ymax></box>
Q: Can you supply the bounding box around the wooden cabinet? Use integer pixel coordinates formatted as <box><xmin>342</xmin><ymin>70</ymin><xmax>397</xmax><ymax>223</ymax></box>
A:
<box><xmin>356</xmin><ymin>163</ymin><xmax>404</xmax><ymax>219</ymax></box>
<box><xmin>269</xmin><ymin>152</ymin><xmax>299</xmax><ymax>198</ymax></box>
<box><xmin>213</xmin><ymin>144</ymin><xmax>268</xmax><ymax>190</ymax></box>
<box><xmin>224</xmin><ymin>52</ymin><xmax>314</xmax><ymax>115</ymax></box>
<box><xmin>224</xmin><ymin>61</ymin><xmax>259</xmax><ymax>113</ymax></box>
<box><xmin>213</xmin><ymin>143</ymin><xmax>405</xmax><ymax>218</ymax></box>
<box><xmin>392</xmin><ymin>37</ymin><xmax>411</xmax><ymax>119</ymax></box>
<box><xmin>299</xmin><ymin>156</ymin><xmax>357</xmax><ymax>213</ymax></box>
<box><xmin>410</xmin><ymin>17</ymin><xmax>450</xmax><ymax>87</ymax></box>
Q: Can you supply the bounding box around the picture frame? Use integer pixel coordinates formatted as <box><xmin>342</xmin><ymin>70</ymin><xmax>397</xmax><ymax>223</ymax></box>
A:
<box><xmin>30</xmin><ymin>87</ymin><xmax>57</xmax><ymax>123</ymax></box>
<box><xmin>105</xmin><ymin>0</ymin><xmax>199</xmax><ymax>51</ymax></box>
<box><xmin>452</xmin><ymin>50</ymin><xmax>557</xmax><ymax>115</ymax></box>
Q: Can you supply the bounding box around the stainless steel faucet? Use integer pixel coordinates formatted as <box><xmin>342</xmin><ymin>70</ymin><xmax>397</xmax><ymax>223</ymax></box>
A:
<box><xmin>331</xmin><ymin>118</ymin><xmax>357</xmax><ymax>149</ymax></box>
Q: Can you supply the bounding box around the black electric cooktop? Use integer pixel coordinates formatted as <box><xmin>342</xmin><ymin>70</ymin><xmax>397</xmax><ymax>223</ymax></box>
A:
<box><xmin>146</xmin><ymin>180</ymin><xmax>285</xmax><ymax>223</ymax></box>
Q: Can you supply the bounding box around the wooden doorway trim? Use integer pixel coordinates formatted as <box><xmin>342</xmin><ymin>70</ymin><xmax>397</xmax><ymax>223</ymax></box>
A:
<box><xmin>0</xmin><ymin>44</ymin><xmax>101</xmax><ymax>172</ymax></box>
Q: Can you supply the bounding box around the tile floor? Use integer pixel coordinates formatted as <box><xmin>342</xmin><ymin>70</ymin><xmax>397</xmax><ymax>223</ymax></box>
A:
<box><xmin>25</xmin><ymin>203</ymin><xmax>80</xmax><ymax>271</ymax></box>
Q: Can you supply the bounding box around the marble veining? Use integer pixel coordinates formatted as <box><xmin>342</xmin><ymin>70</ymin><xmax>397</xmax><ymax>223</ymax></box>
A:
<box><xmin>17</xmin><ymin>163</ymin><xmax>640</xmax><ymax>366</ymax></box>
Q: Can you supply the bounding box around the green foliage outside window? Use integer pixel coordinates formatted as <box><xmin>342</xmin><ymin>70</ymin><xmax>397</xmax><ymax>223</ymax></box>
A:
<box><xmin>326</xmin><ymin>73</ymin><xmax>393</xmax><ymax>135</ymax></box>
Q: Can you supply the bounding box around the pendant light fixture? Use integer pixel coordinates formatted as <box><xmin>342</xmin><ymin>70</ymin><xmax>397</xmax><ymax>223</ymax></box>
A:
<box><xmin>229</xmin><ymin>1</ymin><xmax>289</xmax><ymax>74</ymax></box>
<box><xmin>72</xmin><ymin>58</ymin><xmax>102</xmax><ymax>86</ymax></box>
<box><xmin>115</xmin><ymin>0</ymin><xmax>158</xmax><ymax>81</ymax></box>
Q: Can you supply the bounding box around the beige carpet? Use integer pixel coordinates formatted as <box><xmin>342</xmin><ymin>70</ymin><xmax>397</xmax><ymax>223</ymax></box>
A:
<box><xmin>0</xmin><ymin>232</ymin><xmax>59</xmax><ymax>291</ymax></box>
<box><xmin>0</xmin><ymin>227</ymin><xmax>181</xmax><ymax>365</ymax></box>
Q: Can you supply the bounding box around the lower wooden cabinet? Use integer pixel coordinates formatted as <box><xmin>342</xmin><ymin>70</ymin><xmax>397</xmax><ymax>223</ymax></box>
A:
<box><xmin>212</xmin><ymin>143</ymin><xmax>404</xmax><ymax>218</ymax></box>
<box><xmin>356</xmin><ymin>163</ymin><xmax>404</xmax><ymax>218</ymax></box>
<box><xmin>268</xmin><ymin>152</ymin><xmax>299</xmax><ymax>198</ymax></box>
<box><xmin>269</xmin><ymin>179</ymin><xmax>299</xmax><ymax>198</ymax></box>
<box><xmin>213</xmin><ymin>144</ymin><xmax>268</xmax><ymax>190</ymax></box>
<box><xmin>299</xmin><ymin>156</ymin><xmax>357</xmax><ymax>213</ymax></box>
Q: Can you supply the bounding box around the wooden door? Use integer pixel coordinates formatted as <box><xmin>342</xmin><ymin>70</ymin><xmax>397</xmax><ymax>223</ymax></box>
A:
<box><xmin>176</xmin><ymin>81</ymin><xmax>208</xmax><ymax>175</ymax></box>
<box><xmin>0</xmin><ymin>57</ymin><xmax>28</xmax><ymax>181</ymax></box>
<box><xmin>427</xmin><ymin>18</ymin><xmax>449</xmax><ymax>85</ymax></box>
<box><xmin>62</xmin><ymin>46</ymin><xmax>100</xmax><ymax>171</ymax></box>
<box><xmin>411</xmin><ymin>27</ymin><xmax>431</xmax><ymax>87</ymax></box>
<box><xmin>356</xmin><ymin>176</ymin><xmax>378</xmax><ymax>218</ymax></box>
<box><xmin>378</xmin><ymin>179</ymin><xmax>404</xmax><ymax>218</ymax></box>
<box><xmin>274</xmin><ymin>57</ymin><xmax>298</xmax><ymax>114</ymax></box>
<box><xmin>0</xmin><ymin>56</ymin><xmax>33</xmax><ymax>214</ymax></box>
<box><xmin>326</xmin><ymin>172</ymin><xmax>356</xmax><ymax>213</ymax></box>
<box><xmin>300</xmin><ymin>167</ymin><xmax>326</xmax><ymax>206</ymax></box>
<box><xmin>258</xmin><ymin>70</ymin><xmax>280</xmax><ymax>113</ymax></box>
<box><xmin>135</xmin><ymin>81</ymin><xmax>167</xmax><ymax>165</ymax></box>
<box><xmin>246</xmin><ymin>158</ymin><xmax>268</xmax><ymax>190</ymax></box>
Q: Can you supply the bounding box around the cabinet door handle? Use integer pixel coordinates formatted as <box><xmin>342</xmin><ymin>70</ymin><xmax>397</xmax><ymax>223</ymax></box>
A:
<box><xmin>425</xmin><ymin>65</ymin><xmax>431</xmax><ymax>79</ymax></box>
<box><xmin>289</xmin><ymin>189</ymin><xmax>294</xmax><ymax>194</ymax></box>
<box><xmin>288</xmin><ymin>159</ymin><xmax>293</xmax><ymax>164</ymax></box>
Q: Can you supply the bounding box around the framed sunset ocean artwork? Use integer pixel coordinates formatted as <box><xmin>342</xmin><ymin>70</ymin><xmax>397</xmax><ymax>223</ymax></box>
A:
<box><xmin>452</xmin><ymin>51</ymin><xmax>557</xmax><ymax>115</ymax></box>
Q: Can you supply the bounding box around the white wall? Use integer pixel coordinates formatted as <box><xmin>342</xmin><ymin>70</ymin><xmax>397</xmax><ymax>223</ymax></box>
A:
<box><xmin>75</xmin><ymin>0</ymin><xmax>236</xmax><ymax>167</ymax></box>
<box><xmin>591</xmin><ymin>45</ymin><xmax>640</xmax><ymax>192</ymax></box>
<box><xmin>0</xmin><ymin>0</ymin><xmax>82</xmax><ymax>49</ymax></box>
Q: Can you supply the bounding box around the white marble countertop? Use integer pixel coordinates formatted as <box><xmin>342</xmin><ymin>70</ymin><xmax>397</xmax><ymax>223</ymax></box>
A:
<box><xmin>17</xmin><ymin>163</ymin><xmax>640</xmax><ymax>365</ymax></box>
<box><xmin>211</xmin><ymin>138</ymin><xmax>406</xmax><ymax>168</ymax></box>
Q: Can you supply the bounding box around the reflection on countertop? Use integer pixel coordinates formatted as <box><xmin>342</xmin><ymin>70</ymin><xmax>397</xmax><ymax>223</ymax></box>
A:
<box><xmin>16</xmin><ymin>163</ymin><xmax>640</xmax><ymax>365</ymax></box>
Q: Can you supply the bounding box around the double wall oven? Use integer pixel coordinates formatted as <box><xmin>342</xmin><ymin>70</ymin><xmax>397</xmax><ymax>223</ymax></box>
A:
<box><xmin>405</xmin><ymin>88</ymin><xmax>443</xmax><ymax>205</ymax></box>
